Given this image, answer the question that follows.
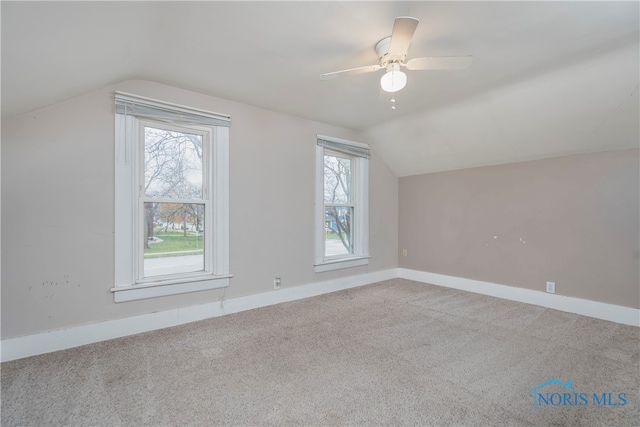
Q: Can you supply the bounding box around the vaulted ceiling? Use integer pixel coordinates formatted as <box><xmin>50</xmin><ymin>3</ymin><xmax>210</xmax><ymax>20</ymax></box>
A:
<box><xmin>2</xmin><ymin>1</ymin><xmax>638</xmax><ymax>176</ymax></box>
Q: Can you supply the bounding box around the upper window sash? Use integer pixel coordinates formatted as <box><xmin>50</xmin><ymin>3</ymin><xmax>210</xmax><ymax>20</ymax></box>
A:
<box><xmin>323</xmin><ymin>149</ymin><xmax>354</xmax><ymax>207</ymax></box>
<box><xmin>139</xmin><ymin>121</ymin><xmax>210</xmax><ymax>202</ymax></box>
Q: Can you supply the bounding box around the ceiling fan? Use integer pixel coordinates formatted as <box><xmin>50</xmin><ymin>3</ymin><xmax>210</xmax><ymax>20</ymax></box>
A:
<box><xmin>320</xmin><ymin>16</ymin><xmax>473</xmax><ymax>96</ymax></box>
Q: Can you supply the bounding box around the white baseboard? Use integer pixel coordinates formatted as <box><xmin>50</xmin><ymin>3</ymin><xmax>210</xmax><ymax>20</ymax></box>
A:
<box><xmin>0</xmin><ymin>268</ymin><xmax>397</xmax><ymax>362</ymax></box>
<box><xmin>398</xmin><ymin>268</ymin><xmax>640</xmax><ymax>327</ymax></box>
<box><xmin>3</xmin><ymin>267</ymin><xmax>636</xmax><ymax>362</ymax></box>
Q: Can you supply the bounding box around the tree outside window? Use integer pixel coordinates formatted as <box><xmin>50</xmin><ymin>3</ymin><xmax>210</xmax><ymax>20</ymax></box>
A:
<box><xmin>324</xmin><ymin>152</ymin><xmax>353</xmax><ymax>257</ymax></box>
<box><xmin>142</xmin><ymin>125</ymin><xmax>207</xmax><ymax>277</ymax></box>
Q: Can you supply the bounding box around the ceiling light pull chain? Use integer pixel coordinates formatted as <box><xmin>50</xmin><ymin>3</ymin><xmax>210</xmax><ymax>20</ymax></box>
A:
<box><xmin>391</xmin><ymin>95</ymin><xmax>396</xmax><ymax>110</ymax></box>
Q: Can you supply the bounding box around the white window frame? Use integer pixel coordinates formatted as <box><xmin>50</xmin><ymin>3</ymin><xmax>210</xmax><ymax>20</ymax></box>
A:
<box><xmin>314</xmin><ymin>135</ymin><xmax>370</xmax><ymax>273</ymax></box>
<box><xmin>136</xmin><ymin>120</ymin><xmax>211</xmax><ymax>281</ymax></box>
<box><xmin>113</xmin><ymin>92</ymin><xmax>231</xmax><ymax>302</ymax></box>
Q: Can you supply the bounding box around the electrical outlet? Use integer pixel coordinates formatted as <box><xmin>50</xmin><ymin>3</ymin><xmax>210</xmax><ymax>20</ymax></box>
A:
<box><xmin>546</xmin><ymin>281</ymin><xmax>555</xmax><ymax>294</ymax></box>
<box><xmin>402</xmin><ymin>249</ymin><xmax>408</xmax><ymax>257</ymax></box>
<box><xmin>274</xmin><ymin>277</ymin><xmax>281</xmax><ymax>290</ymax></box>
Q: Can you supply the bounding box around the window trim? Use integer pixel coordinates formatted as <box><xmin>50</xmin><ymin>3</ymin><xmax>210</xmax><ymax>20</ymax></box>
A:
<box><xmin>113</xmin><ymin>93</ymin><xmax>231</xmax><ymax>302</ymax></box>
<box><xmin>314</xmin><ymin>135</ymin><xmax>370</xmax><ymax>273</ymax></box>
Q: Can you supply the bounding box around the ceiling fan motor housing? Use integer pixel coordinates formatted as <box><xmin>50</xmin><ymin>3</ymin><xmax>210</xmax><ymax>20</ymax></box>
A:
<box><xmin>376</xmin><ymin>36</ymin><xmax>406</xmax><ymax>67</ymax></box>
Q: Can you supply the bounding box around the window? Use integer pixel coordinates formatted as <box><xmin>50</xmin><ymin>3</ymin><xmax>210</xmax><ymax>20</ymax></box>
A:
<box><xmin>315</xmin><ymin>135</ymin><xmax>370</xmax><ymax>272</ymax></box>
<box><xmin>113</xmin><ymin>92</ymin><xmax>231</xmax><ymax>302</ymax></box>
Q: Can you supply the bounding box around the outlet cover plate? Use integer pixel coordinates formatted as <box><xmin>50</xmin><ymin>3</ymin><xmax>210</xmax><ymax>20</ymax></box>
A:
<box><xmin>546</xmin><ymin>281</ymin><xmax>555</xmax><ymax>294</ymax></box>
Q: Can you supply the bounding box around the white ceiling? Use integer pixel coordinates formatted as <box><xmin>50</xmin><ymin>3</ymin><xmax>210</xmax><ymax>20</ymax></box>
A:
<box><xmin>2</xmin><ymin>1</ymin><xmax>638</xmax><ymax>176</ymax></box>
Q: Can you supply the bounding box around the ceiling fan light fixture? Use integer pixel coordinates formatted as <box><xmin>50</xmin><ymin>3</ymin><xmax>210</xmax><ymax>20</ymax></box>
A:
<box><xmin>380</xmin><ymin>63</ymin><xmax>407</xmax><ymax>92</ymax></box>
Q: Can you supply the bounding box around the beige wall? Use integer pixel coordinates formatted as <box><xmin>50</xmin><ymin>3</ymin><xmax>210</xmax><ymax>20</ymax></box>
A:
<box><xmin>1</xmin><ymin>80</ymin><xmax>399</xmax><ymax>338</ymax></box>
<box><xmin>399</xmin><ymin>149</ymin><xmax>640</xmax><ymax>308</ymax></box>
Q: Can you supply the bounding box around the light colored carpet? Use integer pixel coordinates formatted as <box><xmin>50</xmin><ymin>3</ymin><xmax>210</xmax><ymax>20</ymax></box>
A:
<box><xmin>2</xmin><ymin>278</ymin><xmax>639</xmax><ymax>426</ymax></box>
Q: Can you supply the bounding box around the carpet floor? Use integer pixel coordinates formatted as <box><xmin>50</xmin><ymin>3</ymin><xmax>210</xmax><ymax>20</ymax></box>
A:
<box><xmin>2</xmin><ymin>278</ymin><xmax>639</xmax><ymax>426</ymax></box>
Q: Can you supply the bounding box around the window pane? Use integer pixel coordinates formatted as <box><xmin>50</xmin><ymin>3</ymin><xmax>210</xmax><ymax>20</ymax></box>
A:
<box><xmin>324</xmin><ymin>154</ymin><xmax>351</xmax><ymax>204</ymax></box>
<box><xmin>325</xmin><ymin>206</ymin><xmax>353</xmax><ymax>257</ymax></box>
<box><xmin>143</xmin><ymin>202</ymin><xmax>205</xmax><ymax>277</ymax></box>
<box><xmin>144</xmin><ymin>126</ymin><xmax>203</xmax><ymax>199</ymax></box>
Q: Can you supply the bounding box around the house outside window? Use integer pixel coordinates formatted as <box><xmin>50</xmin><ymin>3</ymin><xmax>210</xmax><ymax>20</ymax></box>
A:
<box><xmin>315</xmin><ymin>135</ymin><xmax>370</xmax><ymax>272</ymax></box>
<box><xmin>113</xmin><ymin>92</ymin><xmax>231</xmax><ymax>302</ymax></box>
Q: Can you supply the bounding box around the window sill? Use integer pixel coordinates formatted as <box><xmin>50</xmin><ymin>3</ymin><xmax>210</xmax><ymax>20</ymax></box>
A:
<box><xmin>314</xmin><ymin>256</ymin><xmax>370</xmax><ymax>273</ymax></box>
<box><xmin>112</xmin><ymin>274</ymin><xmax>232</xmax><ymax>302</ymax></box>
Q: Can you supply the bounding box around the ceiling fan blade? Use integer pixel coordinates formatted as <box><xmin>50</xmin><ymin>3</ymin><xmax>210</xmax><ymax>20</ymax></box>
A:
<box><xmin>320</xmin><ymin>64</ymin><xmax>383</xmax><ymax>80</ymax></box>
<box><xmin>406</xmin><ymin>55</ymin><xmax>474</xmax><ymax>71</ymax></box>
<box><xmin>388</xmin><ymin>17</ymin><xmax>419</xmax><ymax>57</ymax></box>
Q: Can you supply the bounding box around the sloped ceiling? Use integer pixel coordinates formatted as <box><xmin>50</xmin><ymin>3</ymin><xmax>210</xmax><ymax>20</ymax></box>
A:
<box><xmin>2</xmin><ymin>1</ymin><xmax>638</xmax><ymax>176</ymax></box>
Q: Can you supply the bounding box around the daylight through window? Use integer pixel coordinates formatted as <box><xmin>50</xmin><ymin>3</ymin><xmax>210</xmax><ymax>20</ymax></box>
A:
<box><xmin>324</xmin><ymin>151</ymin><xmax>354</xmax><ymax>258</ymax></box>
<box><xmin>143</xmin><ymin>124</ymin><xmax>207</xmax><ymax>278</ymax></box>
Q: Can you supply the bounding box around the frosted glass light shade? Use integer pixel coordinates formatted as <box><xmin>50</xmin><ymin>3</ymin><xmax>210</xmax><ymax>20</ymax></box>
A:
<box><xmin>380</xmin><ymin>69</ymin><xmax>407</xmax><ymax>92</ymax></box>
